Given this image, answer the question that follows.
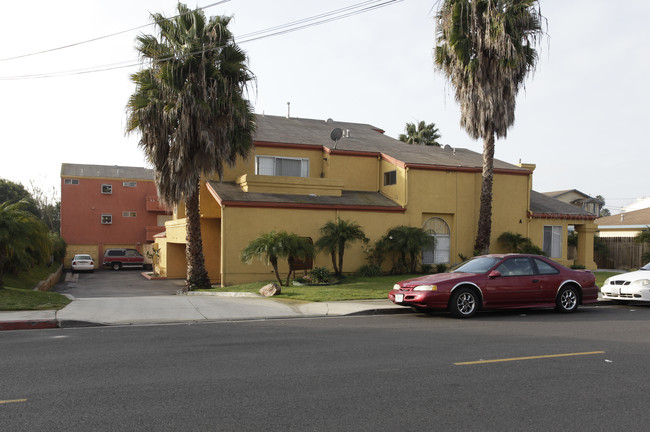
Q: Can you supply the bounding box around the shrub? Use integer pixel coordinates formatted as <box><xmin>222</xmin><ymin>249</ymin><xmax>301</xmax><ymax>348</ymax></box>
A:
<box><xmin>357</xmin><ymin>264</ymin><xmax>383</xmax><ymax>277</ymax></box>
<box><xmin>420</xmin><ymin>264</ymin><xmax>434</xmax><ymax>274</ymax></box>
<box><xmin>436</xmin><ymin>263</ymin><xmax>448</xmax><ymax>273</ymax></box>
<box><xmin>310</xmin><ymin>267</ymin><xmax>331</xmax><ymax>284</ymax></box>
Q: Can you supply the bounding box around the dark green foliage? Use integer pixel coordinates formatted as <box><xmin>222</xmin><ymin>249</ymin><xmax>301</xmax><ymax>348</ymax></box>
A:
<box><xmin>310</xmin><ymin>267</ymin><xmax>331</xmax><ymax>284</ymax></box>
<box><xmin>420</xmin><ymin>264</ymin><xmax>434</xmax><ymax>274</ymax></box>
<box><xmin>498</xmin><ymin>231</ymin><xmax>545</xmax><ymax>255</ymax></box>
<box><xmin>635</xmin><ymin>228</ymin><xmax>650</xmax><ymax>262</ymax></box>
<box><xmin>398</xmin><ymin>121</ymin><xmax>442</xmax><ymax>146</ymax></box>
<box><xmin>315</xmin><ymin>218</ymin><xmax>368</xmax><ymax>277</ymax></box>
<box><xmin>241</xmin><ymin>231</ymin><xmax>314</xmax><ymax>286</ymax></box>
<box><xmin>357</xmin><ymin>264</ymin><xmax>383</xmax><ymax>277</ymax></box>
<box><xmin>383</xmin><ymin>226</ymin><xmax>435</xmax><ymax>274</ymax></box>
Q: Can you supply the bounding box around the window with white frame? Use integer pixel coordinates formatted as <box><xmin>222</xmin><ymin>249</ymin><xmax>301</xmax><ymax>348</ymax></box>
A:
<box><xmin>64</xmin><ymin>179</ymin><xmax>79</xmax><ymax>185</ymax></box>
<box><xmin>543</xmin><ymin>225</ymin><xmax>563</xmax><ymax>258</ymax></box>
<box><xmin>422</xmin><ymin>217</ymin><xmax>451</xmax><ymax>265</ymax></box>
<box><xmin>101</xmin><ymin>214</ymin><xmax>112</xmax><ymax>224</ymax></box>
<box><xmin>256</xmin><ymin>156</ymin><xmax>309</xmax><ymax>177</ymax></box>
<box><xmin>122</xmin><ymin>211</ymin><xmax>137</xmax><ymax>217</ymax></box>
<box><xmin>101</xmin><ymin>184</ymin><xmax>113</xmax><ymax>194</ymax></box>
<box><xmin>123</xmin><ymin>181</ymin><xmax>137</xmax><ymax>187</ymax></box>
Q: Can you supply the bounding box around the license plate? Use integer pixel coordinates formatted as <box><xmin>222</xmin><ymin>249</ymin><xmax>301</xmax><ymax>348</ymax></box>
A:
<box><xmin>395</xmin><ymin>293</ymin><xmax>404</xmax><ymax>303</ymax></box>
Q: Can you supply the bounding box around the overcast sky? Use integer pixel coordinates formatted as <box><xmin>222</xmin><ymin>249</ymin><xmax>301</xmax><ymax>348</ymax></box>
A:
<box><xmin>1</xmin><ymin>0</ymin><xmax>648</xmax><ymax>213</ymax></box>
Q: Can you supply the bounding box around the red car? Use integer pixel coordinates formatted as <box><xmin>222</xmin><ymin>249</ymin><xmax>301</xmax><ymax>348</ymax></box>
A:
<box><xmin>389</xmin><ymin>254</ymin><xmax>598</xmax><ymax>318</ymax></box>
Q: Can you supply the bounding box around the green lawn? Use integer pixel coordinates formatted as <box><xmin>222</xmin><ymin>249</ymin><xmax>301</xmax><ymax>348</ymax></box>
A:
<box><xmin>204</xmin><ymin>270</ymin><xmax>620</xmax><ymax>303</ymax></box>
<box><xmin>0</xmin><ymin>264</ymin><xmax>71</xmax><ymax>311</ymax></box>
<box><xmin>593</xmin><ymin>271</ymin><xmax>620</xmax><ymax>288</ymax></box>
<box><xmin>202</xmin><ymin>274</ymin><xmax>422</xmax><ymax>302</ymax></box>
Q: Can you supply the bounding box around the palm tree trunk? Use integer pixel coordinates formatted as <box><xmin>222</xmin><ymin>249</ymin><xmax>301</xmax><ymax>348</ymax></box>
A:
<box><xmin>474</xmin><ymin>131</ymin><xmax>495</xmax><ymax>254</ymax></box>
<box><xmin>330</xmin><ymin>251</ymin><xmax>339</xmax><ymax>276</ymax></box>
<box><xmin>337</xmin><ymin>245</ymin><xmax>345</xmax><ymax>277</ymax></box>
<box><xmin>270</xmin><ymin>256</ymin><xmax>283</xmax><ymax>286</ymax></box>
<box><xmin>184</xmin><ymin>185</ymin><xmax>211</xmax><ymax>291</ymax></box>
<box><xmin>286</xmin><ymin>256</ymin><xmax>295</xmax><ymax>286</ymax></box>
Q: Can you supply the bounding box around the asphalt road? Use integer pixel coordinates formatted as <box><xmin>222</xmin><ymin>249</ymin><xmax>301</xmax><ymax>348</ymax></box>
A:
<box><xmin>2</xmin><ymin>306</ymin><xmax>649</xmax><ymax>431</ymax></box>
<box><xmin>54</xmin><ymin>269</ymin><xmax>185</xmax><ymax>297</ymax></box>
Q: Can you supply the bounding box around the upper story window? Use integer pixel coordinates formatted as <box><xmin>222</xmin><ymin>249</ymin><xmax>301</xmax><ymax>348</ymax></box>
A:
<box><xmin>256</xmin><ymin>156</ymin><xmax>309</xmax><ymax>178</ymax></box>
<box><xmin>123</xmin><ymin>211</ymin><xmax>137</xmax><ymax>217</ymax></box>
<box><xmin>383</xmin><ymin>170</ymin><xmax>397</xmax><ymax>186</ymax></box>
<box><xmin>101</xmin><ymin>214</ymin><xmax>112</xmax><ymax>224</ymax></box>
<box><xmin>101</xmin><ymin>184</ymin><xmax>113</xmax><ymax>194</ymax></box>
<box><xmin>123</xmin><ymin>181</ymin><xmax>137</xmax><ymax>187</ymax></box>
<box><xmin>64</xmin><ymin>179</ymin><xmax>79</xmax><ymax>185</ymax></box>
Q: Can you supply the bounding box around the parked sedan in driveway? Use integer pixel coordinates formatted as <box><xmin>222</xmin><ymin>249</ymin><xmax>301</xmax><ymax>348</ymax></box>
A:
<box><xmin>600</xmin><ymin>262</ymin><xmax>650</xmax><ymax>302</ymax></box>
<box><xmin>71</xmin><ymin>254</ymin><xmax>94</xmax><ymax>272</ymax></box>
<box><xmin>389</xmin><ymin>254</ymin><xmax>598</xmax><ymax>318</ymax></box>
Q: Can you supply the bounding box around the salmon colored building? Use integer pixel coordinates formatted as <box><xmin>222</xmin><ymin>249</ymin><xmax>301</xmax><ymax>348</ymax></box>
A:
<box><xmin>60</xmin><ymin>164</ymin><xmax>172</xmax><ymax>267</ymax></box>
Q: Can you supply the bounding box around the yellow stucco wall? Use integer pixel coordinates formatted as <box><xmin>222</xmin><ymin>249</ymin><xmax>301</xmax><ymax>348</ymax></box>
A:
<box><xmin>220</xmin><ymin>205</ymin><xmax>406</xmax><ymax>286</ymax></box>
<box><xmin>155</xmin><ymin>144</ymin><xmax>599</xmax><ymax>284</ymax></box>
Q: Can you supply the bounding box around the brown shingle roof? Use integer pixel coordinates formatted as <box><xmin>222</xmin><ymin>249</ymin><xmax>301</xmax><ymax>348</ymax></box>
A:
<box><xmin>530</xmin><ymin>190</ymin><xmax>595</xmax><ymax>220</ymax></box>
<box><xmin>597</xmin><ymin>207</ymin><xmax>650</xmax><ymax>226</ymax></box>
<box><xmin>207</xmin><ymin>181</ymin><xmax>403</xmax><ymax>212</ymax></box>
<box><xmin>254</xmin><ymin>115</ymin><xmax>528</xmax><ymax>172</ymax></box>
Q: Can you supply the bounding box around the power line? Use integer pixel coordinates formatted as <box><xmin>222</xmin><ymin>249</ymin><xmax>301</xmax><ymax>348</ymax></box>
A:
<box><xmin>0</xmin><ymin>1</ymin><xmax>232</xmax><ymax>63</ymax></box>
<box><xmin>0</xmin><ymin>0</ymin><xmax>402</xmax><ymax>80</ymax></box>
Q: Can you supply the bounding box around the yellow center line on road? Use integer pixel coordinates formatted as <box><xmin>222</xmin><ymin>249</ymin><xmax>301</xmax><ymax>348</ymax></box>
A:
<box><xmin>455</xmin><ymin>351</ymin><xmax>606</xmax><ymax>366</ymax></box>
<box><xmin>0</xmin><ymin>399</ymin><xmax>27</xmax><ymax>404</ymax></box>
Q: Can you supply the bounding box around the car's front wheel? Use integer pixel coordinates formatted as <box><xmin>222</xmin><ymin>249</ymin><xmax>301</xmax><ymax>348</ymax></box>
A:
<box><xmin>556</xmin><ymin>285</ymin><xmax>579</xmax><ymax>313</ymax></box>
<box><xmin>111</xmin><ymin>262</ymin><xmax>122</xmax><ymax>271</ymax></box>
<box><xmin>449</xmin><ymin>287</ymin><xmax>479</xmax><ymax>318</ymax></box>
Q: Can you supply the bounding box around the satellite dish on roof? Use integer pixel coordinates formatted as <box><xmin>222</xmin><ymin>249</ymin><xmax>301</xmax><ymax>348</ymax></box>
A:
<box><xmin>330</xmin><ymin>128</ymin><xmax>343</xmax><ymax>142</ymax></box>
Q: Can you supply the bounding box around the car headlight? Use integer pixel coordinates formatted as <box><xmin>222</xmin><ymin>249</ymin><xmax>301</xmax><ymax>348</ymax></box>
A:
<box><xmin>632</xmin><ymin>279</ymin><xmax>650</xmax><ymax>287</ymax></box>
<box><xmin>413</xmin><ymin>285</ymin><xmax>437</xmax><ymax>291</ymax></box>
<box><xmin>393</xmin><ymin>284</ymin><xmax>401</xmax><ymax>290</ymax></box>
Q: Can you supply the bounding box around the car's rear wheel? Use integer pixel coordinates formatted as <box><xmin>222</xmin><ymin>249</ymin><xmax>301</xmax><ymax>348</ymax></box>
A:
<box><xmin>556</xmin><ymin>285</ymin><xmax>579</xmax><ymax>313</ymax></box>
<box><xmin>449</xmin><ymin>287</ymin><xmax>479</xmax><ymax>318</ymax></box>
<box><xmin>111</xmin><ymin>262</ymin><xmax>122</xmax><ymax>271</ymax></box>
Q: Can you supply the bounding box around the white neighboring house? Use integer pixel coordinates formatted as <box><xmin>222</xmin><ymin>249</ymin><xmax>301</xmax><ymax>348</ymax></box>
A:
<box><xmin>596</xmin><ymin>207</ymin><xmax>650</xmax><ymax>238</ymax></box>
<box><xmin>622</xmin><ymin>197</ymin><xmax>650</xmax><ymax>213</ymax></box>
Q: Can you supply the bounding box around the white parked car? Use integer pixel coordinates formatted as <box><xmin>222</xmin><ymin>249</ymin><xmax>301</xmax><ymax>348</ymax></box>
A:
<box><xmin>71</xmin><ymin>254</ymin><xmax>94</xmax><ymax>272</ymax></box>
<box><xmin>601</xmin><ymin>263</ymin><xmax>650</xmax><ymax>302</ymax></box>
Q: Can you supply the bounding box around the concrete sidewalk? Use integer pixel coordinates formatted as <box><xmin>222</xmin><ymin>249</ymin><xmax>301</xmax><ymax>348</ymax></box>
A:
<box><xmin>0</xmin><ymin>295</ymin><xmax>409</xmax><ymax>330</ymax></box>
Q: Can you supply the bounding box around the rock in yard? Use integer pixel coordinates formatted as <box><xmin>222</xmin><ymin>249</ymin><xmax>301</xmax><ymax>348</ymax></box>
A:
<box><xmin>259</xmin><ymin>283</ymin><xmax>281</xmax><ymax>297</ymax></box>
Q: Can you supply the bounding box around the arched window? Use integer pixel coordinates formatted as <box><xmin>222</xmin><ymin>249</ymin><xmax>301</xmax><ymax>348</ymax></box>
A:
<box><xmin>422</xmin><ymin>217</ymin><xmax>450</xmax><ymax>265</ymax></box>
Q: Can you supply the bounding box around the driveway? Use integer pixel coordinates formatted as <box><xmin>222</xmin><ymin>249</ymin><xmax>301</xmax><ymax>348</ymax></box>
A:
<box><xmin>54</xmin><ymin>269</ymin><xmax>185</xmax><ymax>298</ymax></box>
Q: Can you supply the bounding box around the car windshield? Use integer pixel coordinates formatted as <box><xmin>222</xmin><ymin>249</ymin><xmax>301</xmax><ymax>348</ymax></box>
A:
<box><xmin>641</xmin><ymin>262</ymin><xmax>650</xmax><ymax>271</ymax></box>
<box><xmin>451</xmin><ymin>256</ymin><xmax>501</xmax><ymax>274</ymax></box>
<box><xmin>76</xmin><ymin>255</ymin><xmax>91</xmax><ymax>260</ymax></box>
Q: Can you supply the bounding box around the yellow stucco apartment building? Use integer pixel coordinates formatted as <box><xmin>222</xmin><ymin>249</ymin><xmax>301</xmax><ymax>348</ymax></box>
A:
<box><xmin>154</xmin><ymin>114</ymin><xmax>597</xmax><ymax>286</ymax></box>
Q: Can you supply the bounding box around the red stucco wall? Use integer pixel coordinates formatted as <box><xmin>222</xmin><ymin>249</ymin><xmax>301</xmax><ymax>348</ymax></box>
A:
<box><xmin>61</xmin><ymin>177</ymin><xmax>165</xmax><ymax>257</ymax></box>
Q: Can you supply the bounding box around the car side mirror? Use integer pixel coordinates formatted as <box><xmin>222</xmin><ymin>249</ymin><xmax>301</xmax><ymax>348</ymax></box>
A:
<box><xmin>488</xmin><ymin>270</ymin><xmax>501</xmax><ymax>279</ymax></box>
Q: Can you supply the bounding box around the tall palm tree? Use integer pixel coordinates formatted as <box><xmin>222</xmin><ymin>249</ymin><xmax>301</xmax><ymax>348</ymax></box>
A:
<box><xmin>434</xmin><ymin>0</ymin><xmax>545</xmax><ymax>254</ymax></box>
<box><xmin>315</xmin><ymin>218</ymin><xmax>368</xmax><ymax>277</ymax></box>
<box><xmin>126</xmin><ymin>3</ymin><xmax>255</xmax><ymax>291</ymax></box>
<box><xmin>241</xmin><ymin>231</ymin><xmax>314</xmax><ymax>286</ymax></box>
<box><xmin>0</xmin><ymin>200</ymin><xmax>51</xmax><ymax>289</ymax></box>
<box><xmin>398</xmin><ymin>121</ymin><xmax>442</xmax><ymax>146</ymax></box>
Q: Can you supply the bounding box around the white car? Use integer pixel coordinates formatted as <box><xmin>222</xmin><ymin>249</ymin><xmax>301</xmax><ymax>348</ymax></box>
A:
<box><xmin>601</xmin><ymin>263</ymin><xmax>650</xmax><ymax>302</ymax></box>
<box><xmin>71</xmin><ymin>254</ymin><xmax>95</xmax><ymax>272</ymax></box>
